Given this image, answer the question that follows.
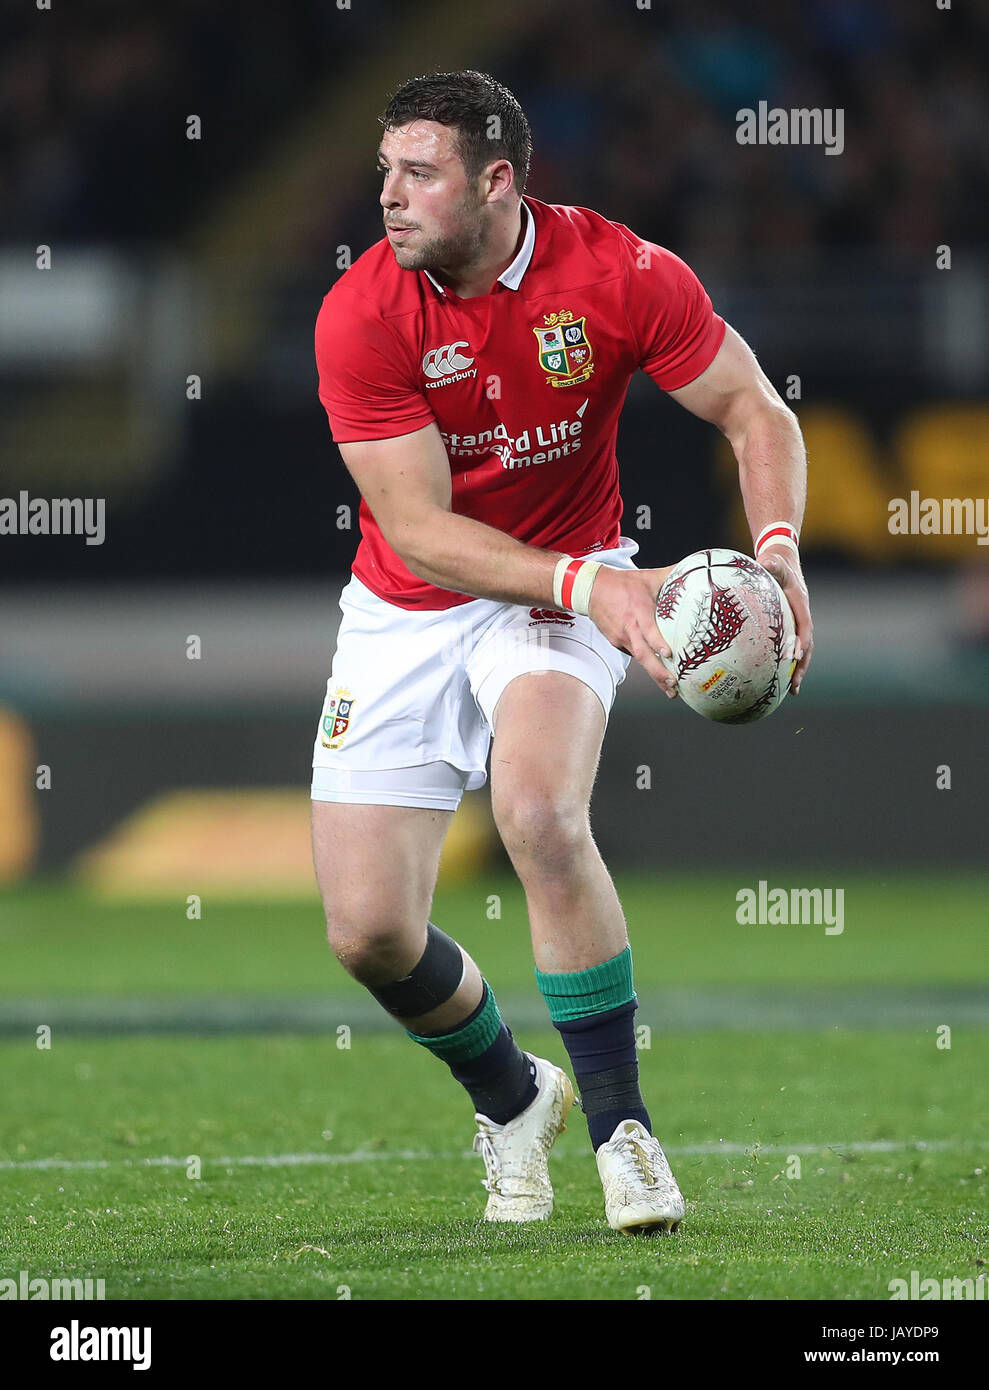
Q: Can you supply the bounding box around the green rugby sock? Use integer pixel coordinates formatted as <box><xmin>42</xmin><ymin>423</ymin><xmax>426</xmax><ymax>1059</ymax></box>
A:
<box><xmin>534</xmin><ymin>945</ymin><xmax>636</xmax><ymax>1023</ymax></box>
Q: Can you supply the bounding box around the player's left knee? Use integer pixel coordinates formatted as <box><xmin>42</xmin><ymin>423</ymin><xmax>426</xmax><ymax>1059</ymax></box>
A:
<box><xmin>493</xmin><ymin>791</ymin><xmax>591</xmax><ymax>873</ymax></box>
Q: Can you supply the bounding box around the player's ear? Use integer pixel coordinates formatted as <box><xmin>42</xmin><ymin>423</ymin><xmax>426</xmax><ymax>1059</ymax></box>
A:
<box><xmin>484</xmin><ymin>159</ymin><xmax>515</xmax><ymax>203</ymax></box>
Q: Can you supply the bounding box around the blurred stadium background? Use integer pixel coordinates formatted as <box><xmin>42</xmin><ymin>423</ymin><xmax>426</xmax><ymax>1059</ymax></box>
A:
<box><xmin>1</xmin><ymin>0</ymin><xmax>986</xmax><ymax>888</ymax></box>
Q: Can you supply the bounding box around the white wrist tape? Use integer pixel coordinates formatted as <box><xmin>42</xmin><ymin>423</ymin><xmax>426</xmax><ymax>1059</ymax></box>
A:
<box><xmin>569</xmin><ymin>561</ymin><xmax>601</xmax><ymax>616</ymax></box>
<box><xmin>755</xmin><ymin>521</ymin><xmax>800</xmax><ymax>560</ymax></box>
<box><xmin>552</xmin><ymin>555</ymin><xmax>602</xmax><ymax>616</ymax></box>
<box><xmin>552</xmin><ymin>555</ymin><xmax>574</xmax><ymax>609</ymax></box>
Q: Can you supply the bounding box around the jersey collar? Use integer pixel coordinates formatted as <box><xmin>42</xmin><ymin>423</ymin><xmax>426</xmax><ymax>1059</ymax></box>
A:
<box><xmin>422</xmin><ymin>197</ymin><xmax>535</xmax><ymax>298</ymax></box>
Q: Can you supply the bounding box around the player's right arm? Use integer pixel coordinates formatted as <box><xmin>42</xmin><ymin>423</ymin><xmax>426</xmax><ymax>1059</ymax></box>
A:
<box><xmin>338</xmin><ymin>425</ymin><xmax>677</xmax><ymax>694</ymax></box>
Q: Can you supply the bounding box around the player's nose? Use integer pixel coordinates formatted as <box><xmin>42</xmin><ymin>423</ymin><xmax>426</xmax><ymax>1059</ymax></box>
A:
<box><xmin>379</xmin><ymin>173</ymin><xmax>405</xmax><ymax>211</ymax></box>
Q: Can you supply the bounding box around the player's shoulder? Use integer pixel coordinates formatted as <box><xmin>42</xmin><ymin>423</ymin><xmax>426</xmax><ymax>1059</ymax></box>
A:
<box><xmin>315</xmin><ymin>236</ymin><xmax>422</xmax><ymax>335</ymax></box>
<box><xmin>529</xmin><ymin>196</ymin><xmax>632</xmax><ymax>263</ymax></box>
<box><xmin>527</xmin><ymin>197</ymin><xmax>681</xmax><ymax>282</ymax></box>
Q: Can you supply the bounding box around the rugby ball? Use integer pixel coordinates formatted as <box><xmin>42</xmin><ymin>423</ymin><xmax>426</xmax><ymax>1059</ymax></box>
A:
<box><xmin>655</xmin><ymin>548</ymin><xmax>797</xmax><ymax>724</ymax></box>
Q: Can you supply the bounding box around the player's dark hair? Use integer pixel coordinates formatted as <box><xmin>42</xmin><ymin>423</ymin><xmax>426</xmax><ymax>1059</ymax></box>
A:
<box><xmin>380</xmin><ymin>70</ymin><xmax>532</xmax><ymax>194</ymax></box>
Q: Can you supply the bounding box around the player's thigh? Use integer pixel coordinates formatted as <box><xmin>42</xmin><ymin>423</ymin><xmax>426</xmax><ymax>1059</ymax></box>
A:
<box><xmin>488</xmin><ymin>671</ymin><xmax>606</xmax><ymax>857</ymax></box>
<box><xmin>311</xmin><ymin>799</ymin><xmax>452</xmax><ymax>939</ymax></box>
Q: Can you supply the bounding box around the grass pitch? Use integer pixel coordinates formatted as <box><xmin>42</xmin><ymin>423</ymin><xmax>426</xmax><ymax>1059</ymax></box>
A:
<box><xmin>1</xmin><ymin>872</ymin><xmax>987</xmax><ymax>1300</ymax></box>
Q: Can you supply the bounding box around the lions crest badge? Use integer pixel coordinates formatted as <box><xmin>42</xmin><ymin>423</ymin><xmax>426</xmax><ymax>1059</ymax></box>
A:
<box><xmin>320</xmin><ymin>688</ymin><xmax>355</xmax><ymax>749</ymax></box>
<box><xmin>533</xmin><ymin>310</ymin><xmax>594</xmax><ymax>388</ymax></box>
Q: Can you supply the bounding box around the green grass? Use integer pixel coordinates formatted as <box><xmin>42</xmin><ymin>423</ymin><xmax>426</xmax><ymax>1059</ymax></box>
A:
<box><xmin>1</xmin><ymin>873</ymin><xmax>987</xmax><ymax>1299</ymax></box>
<box><xmin>2</xmin><ymin>871</ymin><xmax>987</xmax><ymax>994</ymax></box>
<box><xmin>1</xmin><ymin>1032</ymin><xmax>986</xmax><ymax>1300</ymax></box>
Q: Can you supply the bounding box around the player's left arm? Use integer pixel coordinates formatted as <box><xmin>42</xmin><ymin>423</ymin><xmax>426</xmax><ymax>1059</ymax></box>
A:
<box><xmin>667</xmin><ymin>324</ymin><xmax>813</xmax><ymax>693</ymax></box>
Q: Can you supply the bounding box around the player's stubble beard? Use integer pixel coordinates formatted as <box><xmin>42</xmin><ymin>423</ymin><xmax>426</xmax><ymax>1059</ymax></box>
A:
<box><xmin>389</xmin><ymin>181</ymin><xmax>489</xmax><ymax>278</ymax></box>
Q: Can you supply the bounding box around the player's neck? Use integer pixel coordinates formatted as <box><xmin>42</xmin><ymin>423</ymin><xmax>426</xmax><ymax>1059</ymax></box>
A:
<box><xmin>435</xmin><ymin>202</ymin><xmax>524</xmax><ymax>300</ymax></box>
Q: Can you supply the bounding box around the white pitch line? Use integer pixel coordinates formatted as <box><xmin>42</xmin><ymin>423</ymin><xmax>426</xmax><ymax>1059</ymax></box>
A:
<box><xmin>1</xmin><ymin>1138</ymin><xmax>986</xmax><ymax>1172</ymax></box>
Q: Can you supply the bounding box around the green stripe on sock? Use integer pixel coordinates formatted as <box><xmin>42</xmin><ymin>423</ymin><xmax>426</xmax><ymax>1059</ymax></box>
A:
<box><xmin>535</xmin><ymin>945</ymin><xmax>635</xmax><ymax>1023</ymax></box>
<box><xmin>406</xmin><ymin>981</ymin><xmax>503</xmax><ymax>1063</ymax></box>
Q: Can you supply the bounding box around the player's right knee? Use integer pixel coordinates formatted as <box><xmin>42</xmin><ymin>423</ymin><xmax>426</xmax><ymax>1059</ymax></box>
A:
<box><xmin>328</xmin><ymin>919</ymin><xmax>465</xmax><ymax>1020</ymax></box>
<box><xmin>325</xmin><ymin>916</ymin><xmax>424</xmax><ymax>983</ymax></box>
<box><xmin>365</xmin><ymin>922</ymin><xmax>466</xmax><ymax>1020</ymax></box>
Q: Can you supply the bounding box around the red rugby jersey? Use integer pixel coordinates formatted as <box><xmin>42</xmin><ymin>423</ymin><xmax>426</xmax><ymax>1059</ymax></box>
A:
<box><xmin>315</xmin><ymin>196</ymin><xmax>726</xmax><ymax>610</ymax></box>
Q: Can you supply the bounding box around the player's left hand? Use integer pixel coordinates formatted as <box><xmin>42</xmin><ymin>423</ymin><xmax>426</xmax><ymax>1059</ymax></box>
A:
<box><xmin>586</xmin><ymin>563</ymin><xmax>680</xmax><ymax>696</ymax></box>
<box><xmin>757</xmin><ymin>546</ymin><xmax>813</xmax><ymax>694</ymax></box>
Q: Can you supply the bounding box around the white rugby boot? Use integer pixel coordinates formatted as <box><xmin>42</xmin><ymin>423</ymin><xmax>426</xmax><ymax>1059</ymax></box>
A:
<box><xmin>596</xmin><ymin>1119</ymin><xmax>685</xmax><ymax>1234</ymax></box>
<box><xmin>471</xmin><ymin>1055</ymin><xmax>574</xmax><ymax>1222</ymax></box>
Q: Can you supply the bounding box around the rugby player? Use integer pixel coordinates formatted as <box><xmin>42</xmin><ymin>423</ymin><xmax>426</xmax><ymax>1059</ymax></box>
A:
<box><xmin>311</xmin><ymin>70</ymin><xmax>812</xmax><ymax>1233</ymax></box>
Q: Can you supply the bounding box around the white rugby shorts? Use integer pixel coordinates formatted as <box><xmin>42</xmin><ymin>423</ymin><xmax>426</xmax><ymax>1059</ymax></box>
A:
<box><xmin>311</xmin><ymin>537</ymin><xmax>639</xmax><ymax>810</ymax></box>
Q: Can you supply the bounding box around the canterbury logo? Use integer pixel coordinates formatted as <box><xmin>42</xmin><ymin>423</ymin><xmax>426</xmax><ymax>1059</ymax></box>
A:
<box><xmin>422</xmin><ymin>342</ymin><xmax>474</xmax><ymax>378</ymax></box>
<box><xmin>528</xmin><ymin>608</ymin><xmax>575</xmax><ymax>626</ymax></box>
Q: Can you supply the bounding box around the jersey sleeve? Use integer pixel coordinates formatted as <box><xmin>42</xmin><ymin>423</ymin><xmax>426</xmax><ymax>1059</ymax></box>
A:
<box><xmin>314</xmin><ymin>284</ymin><xmax>435</xmax><ymax>443</ymax></box>
<box><xmin>619</xmin><ymin>230</ymin><xmax>726</xmax><ymax>391</ymax></box>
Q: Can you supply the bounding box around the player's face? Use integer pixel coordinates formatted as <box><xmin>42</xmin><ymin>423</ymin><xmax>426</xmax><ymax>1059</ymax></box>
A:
<box><xmin>377</xmin><ymin>121</ymin><xmax>488</xmax><ymax>273</ymax></box>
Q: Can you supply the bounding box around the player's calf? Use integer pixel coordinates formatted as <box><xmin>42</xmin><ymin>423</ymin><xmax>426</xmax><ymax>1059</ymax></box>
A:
<box><xmin>537</xmin><ymin>947</ymin><xmax>652</xmax><ymax>1150</ymax></box>
<box><xmin>335</xmin><ymin>919</ymin><xmax>542</xmax><ymax>1138</ymax></box>
<box><xmin>367</xmin><ymin>922</ymin><xmax>576</xmax><ymax>1218</ymax></box>
<box><xmin>536</xmin><ymin>944</ymin><xmax>685</xmax><ymax>1233</ymax></box>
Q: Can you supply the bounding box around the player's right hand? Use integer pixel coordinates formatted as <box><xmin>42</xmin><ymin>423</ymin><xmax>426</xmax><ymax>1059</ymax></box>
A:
<box><xmin>588</xmin><ymin>565</ymin><xmax>679</xmax><ymax>697</ymax></box>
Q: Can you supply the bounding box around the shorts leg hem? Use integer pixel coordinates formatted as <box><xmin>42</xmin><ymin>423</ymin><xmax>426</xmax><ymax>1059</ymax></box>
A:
<box><xmin>310</xmin><ymin>788</ymin><xmax>463</xmax><ymax>811</ymax></box>
<box><xmin>473</xmin><ymin>637</ymin><xmax>618</xmax><ymax>729</ymax></box>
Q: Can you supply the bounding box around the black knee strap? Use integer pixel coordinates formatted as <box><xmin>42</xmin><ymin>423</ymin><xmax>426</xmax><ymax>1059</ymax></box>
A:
<box><xmin>369</xmin><ymin>923</ymin><xmax>465</xmax><ymax>1019</ymax></box>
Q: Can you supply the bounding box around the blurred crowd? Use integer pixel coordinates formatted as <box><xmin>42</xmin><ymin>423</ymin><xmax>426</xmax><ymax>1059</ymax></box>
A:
<box><xmin>1</xmin><ymin>0</ymin><xmax>984</xmax><ymax>587</ymax></box>
<box><xmin>0</xmin><ymin>0</ymin><xmax>393</xmax><ymax>245</ymax></box>
<box><xmin>1</xmin><ymin>0</ymin><xmax>985</xmax><ymax>259</ymax></box>
<box><xmin>500</xmin><ymin>0</ymin><xmax>988</xmax><ymax>258</ymax></box>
